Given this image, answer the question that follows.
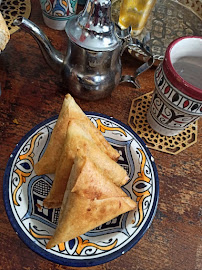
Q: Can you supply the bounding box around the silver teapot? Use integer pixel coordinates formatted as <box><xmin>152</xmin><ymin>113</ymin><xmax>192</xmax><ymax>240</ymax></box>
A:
<box><xmin>14</xmin><ymin>0</ymin><xmax>154</xmax><ymax>100</ymax></box>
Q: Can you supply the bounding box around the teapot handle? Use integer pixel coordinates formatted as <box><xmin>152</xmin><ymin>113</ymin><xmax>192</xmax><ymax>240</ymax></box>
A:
<box><xmin>116</xmin><ymin>26</ymin><xmax>154</xmax><ymax>88</ymax></box>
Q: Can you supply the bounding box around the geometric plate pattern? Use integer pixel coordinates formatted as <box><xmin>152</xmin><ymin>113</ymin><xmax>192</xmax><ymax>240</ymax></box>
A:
<box><xmin>128</xmin><ymin>92</ymin><xmax>198</xmax><ymax>155</ymax></box>
<box><xmin>3</xmin><ymin>112</ymin><xmax>159</xmax><ymax>267</ymax></box>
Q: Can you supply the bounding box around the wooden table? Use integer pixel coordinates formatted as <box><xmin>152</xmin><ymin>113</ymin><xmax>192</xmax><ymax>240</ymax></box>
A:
<box><xmin>0</xmin><ymin>1</ymin><xmax>201</xmax><ymax>270</ymax></box>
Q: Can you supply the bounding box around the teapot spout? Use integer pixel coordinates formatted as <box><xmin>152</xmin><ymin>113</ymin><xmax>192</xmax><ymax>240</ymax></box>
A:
<box><xmin>13</xmin><ymin>17</ymin><xmax>64</xmax><ymax>73</ymax></box>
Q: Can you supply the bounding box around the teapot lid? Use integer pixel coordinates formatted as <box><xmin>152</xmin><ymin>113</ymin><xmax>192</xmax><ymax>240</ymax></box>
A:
<box><xmin>65</xmin><ymin>0</ymin><xmax>120</xmax><ymax>52</ymax></box>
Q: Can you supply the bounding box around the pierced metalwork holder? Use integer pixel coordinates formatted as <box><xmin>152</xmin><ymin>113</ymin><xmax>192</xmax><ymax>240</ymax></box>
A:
<box><xmin>128</xmin><ymin>92</ymin><xmax>198</xmax><ymax>155</ymax></box>
<box><xmin>0</xmin><ymin>0</ymin><xmax>31</xmax><ymax>34</ymax></box>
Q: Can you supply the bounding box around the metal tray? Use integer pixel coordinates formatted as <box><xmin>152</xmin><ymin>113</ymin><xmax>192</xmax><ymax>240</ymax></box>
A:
<box><xmin>129</xmin><ymin>0</ymin><xmax>202</xmax><ymax>65</ymax></box>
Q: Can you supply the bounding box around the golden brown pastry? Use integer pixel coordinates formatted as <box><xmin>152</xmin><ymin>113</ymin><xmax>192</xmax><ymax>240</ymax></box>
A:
<box><xmin>34</xmin><ymin>94</ymin><xmax>119</xmax><ymax>175</ymax></box>
<box><xmin>0</xmin><ymin>12</ymin><xmax>10</xmax><ymax>51</ymax></box>
<box><xmin>43</xmin><ymin>120</ymin><xmax>129</xmax><ymax>209</ymax></box>
<box><xmin>46</xmin><ymin>156</ymin><xmax>136</xmax><ymax>249</ymax></box>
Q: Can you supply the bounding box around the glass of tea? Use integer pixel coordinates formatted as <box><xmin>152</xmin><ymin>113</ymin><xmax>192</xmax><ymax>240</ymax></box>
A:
<box><xmin>112</xmin><ymin>0</ymin><xmax>157</xmax><ymax>36</ymax></box>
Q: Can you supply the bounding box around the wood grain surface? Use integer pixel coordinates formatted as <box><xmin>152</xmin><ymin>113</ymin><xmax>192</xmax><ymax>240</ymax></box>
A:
<box><xmin>0</xmin><ymin>1</ymin><xmax>201</xmax><ymax>270</ymax></box>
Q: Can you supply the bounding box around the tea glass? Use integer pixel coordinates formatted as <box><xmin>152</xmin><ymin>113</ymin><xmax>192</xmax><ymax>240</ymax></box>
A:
<box><xmin>112</xmin><ymin>0</ymin><xmax>157</xmax><ymax>36</ymax></box>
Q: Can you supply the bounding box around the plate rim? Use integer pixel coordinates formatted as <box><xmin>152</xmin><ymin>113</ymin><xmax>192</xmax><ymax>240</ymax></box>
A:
<box><xmin>3</xmin><ymin>112</ymin><xmax>159</xmax><ymax>267</ymax></box>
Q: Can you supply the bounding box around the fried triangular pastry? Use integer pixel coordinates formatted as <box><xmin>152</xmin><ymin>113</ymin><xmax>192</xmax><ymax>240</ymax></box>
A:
<box><xmin>34</xmin><ymin>94</ymin><xmax>119</xmax><ymax>175</ymax></box>
<box><xmin>43</xmin><ymin>121</ymin><xmax>129</xmax><ymax>208</ymax></box>
<box><xmin>46</xmin><ymin>157</ymin><xmax>136</xmax><ymax>249</ymax></box>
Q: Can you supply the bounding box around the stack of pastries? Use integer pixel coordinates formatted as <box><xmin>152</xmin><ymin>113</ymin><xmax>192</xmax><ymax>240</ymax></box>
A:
<box><xmin>34</xmin><ymin>94</ymin><xmax>136</xmax><ymax>249</ymax></box>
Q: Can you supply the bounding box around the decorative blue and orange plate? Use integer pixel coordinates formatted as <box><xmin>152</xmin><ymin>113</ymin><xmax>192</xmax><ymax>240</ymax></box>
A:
<box><xmin>3</xmin><ymin>112</ymin><xmax>159</xmax><ymax>267</ymax></box>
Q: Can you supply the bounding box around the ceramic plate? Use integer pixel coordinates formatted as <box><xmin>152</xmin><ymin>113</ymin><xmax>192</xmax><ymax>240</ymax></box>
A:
<box><xmin>3</xmin><ymin>112</ymin><xmax>159</xmax><ymax>267</ymax></box>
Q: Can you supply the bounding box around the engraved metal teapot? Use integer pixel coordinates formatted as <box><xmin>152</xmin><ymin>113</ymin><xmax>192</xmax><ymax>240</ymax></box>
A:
<box><xmin>14</xmin><ymin>0</ymin><xmax>154</xmax><ymax>100</ymax></box>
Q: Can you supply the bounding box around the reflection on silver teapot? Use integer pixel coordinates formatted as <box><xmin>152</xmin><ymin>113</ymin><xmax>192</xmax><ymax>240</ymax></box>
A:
<box><xmin>14</xmin><ymin>0</ymin><xmax>154</xmax><ymax>100</ymax></box>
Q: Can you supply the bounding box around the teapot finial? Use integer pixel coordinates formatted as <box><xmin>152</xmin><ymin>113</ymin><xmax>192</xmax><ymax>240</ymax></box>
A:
<box><xmin>66</xmin><ymin>0</ymin><xmax>120</xmax><ymax>51</ymax></box>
